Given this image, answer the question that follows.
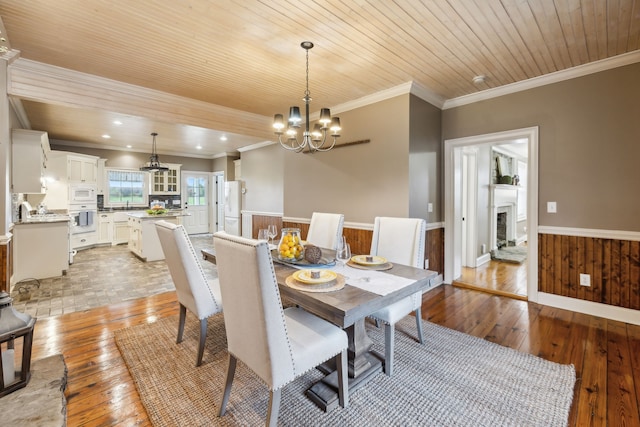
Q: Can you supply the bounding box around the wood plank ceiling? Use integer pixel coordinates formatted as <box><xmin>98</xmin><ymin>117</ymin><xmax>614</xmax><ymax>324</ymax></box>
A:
<box><xmin>0</xmin><ymin>0</ymin><xmax>639</xmax><ymax>157</ymax></box>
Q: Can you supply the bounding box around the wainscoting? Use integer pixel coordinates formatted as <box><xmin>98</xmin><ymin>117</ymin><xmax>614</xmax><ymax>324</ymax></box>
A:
<box><xmin>539</xmin><ymin>233</ymin><xmax>640</xmax><ymax>310</ymax></box>
<box><xmin>245</xmin><ymin>212</ymin><xmax>445</xmax><ymax>276</ymax></box>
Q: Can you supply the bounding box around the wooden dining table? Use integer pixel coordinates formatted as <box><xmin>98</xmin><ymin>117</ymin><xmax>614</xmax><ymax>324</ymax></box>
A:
<box><xmin>202</xmin><ymin>247</ymin><xmax>437</xmax><ymax>412</ymax></box>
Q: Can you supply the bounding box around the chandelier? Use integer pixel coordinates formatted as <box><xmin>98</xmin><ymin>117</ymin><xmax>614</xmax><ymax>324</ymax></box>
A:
<box><xmin>140</xmin><ymin>132</ymin><xmax>169</xmax><ymax>172</ymax></box>
<box><xmin>273</xmin><ymin>41</ymin><xmax>341</xmax><ymax>152</ymax></box>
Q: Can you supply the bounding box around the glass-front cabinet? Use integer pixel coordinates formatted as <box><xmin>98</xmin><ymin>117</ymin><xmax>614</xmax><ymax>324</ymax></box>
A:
<box><xmin>151</xmin><ymin>164</ymin><xmax>181</xmax><ymax>195</ymax></box>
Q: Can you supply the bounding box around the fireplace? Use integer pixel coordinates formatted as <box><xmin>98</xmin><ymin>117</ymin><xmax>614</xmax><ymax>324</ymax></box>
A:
<box><xmin>490</xmin><ymin>185</ymin><xmax>518</xmax><ymax>251</ymax></box>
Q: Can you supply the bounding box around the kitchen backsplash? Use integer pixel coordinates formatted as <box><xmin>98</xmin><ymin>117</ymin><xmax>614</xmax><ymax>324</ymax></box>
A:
<box><xmin>97</xmin><ymin>194</ymin><xmax>182</xmax><ymax>210</ymax></box>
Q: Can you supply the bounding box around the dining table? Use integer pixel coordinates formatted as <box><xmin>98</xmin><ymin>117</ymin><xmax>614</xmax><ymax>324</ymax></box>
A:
<box><xmin>202</xmin><ymin>246</ymin><xmax>437</xmax><ymax>412</ymax></box>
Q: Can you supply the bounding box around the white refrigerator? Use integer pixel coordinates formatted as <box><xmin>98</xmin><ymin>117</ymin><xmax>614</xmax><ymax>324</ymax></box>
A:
<box><xmin>224</xmin><ymin>181</ymin><xmax>242</xmax><ymax>236</ymax></box>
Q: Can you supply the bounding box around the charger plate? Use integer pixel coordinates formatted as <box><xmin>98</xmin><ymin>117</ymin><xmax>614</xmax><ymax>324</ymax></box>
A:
<box><xmin>347</xmin><ymin>260</ymin><xmax>393</xmax><ymax>271</ymax></box>
<box><xmin>351</xmin><ymin>254</ymin><xmax>387</xmax><ymax>265</ymax></box>
<box><xmin>285</xmin><ymin>273</ymin><xmax>346</xmax><ymax>293</ymax></box>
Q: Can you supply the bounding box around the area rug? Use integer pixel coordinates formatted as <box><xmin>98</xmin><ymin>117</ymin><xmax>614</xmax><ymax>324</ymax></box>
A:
<box><xmin>115</xmin><ymin>313</ymin><xmax>575</xmax><ymax>426</ymax></box>
<box><xmin>491</xmin><ymin>245</ymin><xmax>528</xmax><ymax>264</ymax></box>
<box><xmin>0</xmin><ymin>354</ymin><xmax>67</xmax><ymax>427</ymax></box>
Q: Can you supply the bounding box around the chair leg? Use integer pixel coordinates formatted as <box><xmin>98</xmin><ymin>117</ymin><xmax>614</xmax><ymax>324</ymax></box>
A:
<box><xmin>336</xmin><ymin>349</ymin><xmax>349</xmax><ymax>408</ymax></box>
<box><xmin>266</xmin><ymin>388</ymin><xmax>282</xmax><ymax>427</ymax></box>
<box><xmin>218</xmin><ymin>354</ymin><xmax>237</xmax><ymax>417</ymax></box>
<box><xmin>384</xmin><ymin>322</ymin><xmax>395</xmax><ymax>376</ymax></box>
<box><xmin>177</xmin><ymin>304</ymin><xmax>187</xmax><ymax>344</ymax></box>
<box><xmin>415</xmin><ymin>307</ymin><xmax>424</xmax><ymax>344</ymax></box>
<box><xmin>196</xmin><ymin>318</ymin><xmax>207</xmax><ymax>366</ymax></box>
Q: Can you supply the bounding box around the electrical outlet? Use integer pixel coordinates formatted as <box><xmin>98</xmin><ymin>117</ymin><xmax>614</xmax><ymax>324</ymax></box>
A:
<box><xmin>547</xmin><ymin>201</ymin><xmax>557</xmax><ymax>213</ymax></box>
<box><xmin>424</xmin><ymin>259</ymin><xmax>429</xmax><ymax>269</ymax></box>
<box><xmin>427</xmin><ymin>203</ymin><xmax>433</xmax><ymax>213</ymax></box>
<box><xmin>579</xmin><ymin>273</ymin><xmax>591</xmax><ymax>287</ymax></box>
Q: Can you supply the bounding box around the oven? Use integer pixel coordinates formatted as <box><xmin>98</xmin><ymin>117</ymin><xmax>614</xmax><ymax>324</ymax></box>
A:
<box><xmin>70</xmin><ymin>184</ymin><xmax>97</xmax><ymax>204</ymax></box>
<box><xmin>69</xmin><ymin>209</ymin><xmax>97</xmax><ymax>235</ymax></box>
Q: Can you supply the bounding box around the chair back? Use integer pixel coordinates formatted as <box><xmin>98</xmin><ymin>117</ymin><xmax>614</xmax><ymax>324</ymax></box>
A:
<box><xmin>306</xmin><ymin>212</ymin><xmax>345</xmax><ymax>250</ymax></box>
<box><xmin>213</xmin><ymin>232</ymin><xmax>295</xmax><ymax>390</ymax></box>
<box><xmin>370</xmin><ymin>217</ymin><xmax>426</xmax><ymax>268</ymax></box>
<box><xmin>155</xmin><ymin>220</ymin><xmax>221</xmax><ymax>317</ymax></box>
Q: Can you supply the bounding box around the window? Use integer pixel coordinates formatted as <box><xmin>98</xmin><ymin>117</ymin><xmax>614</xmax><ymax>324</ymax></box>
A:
<box><xmin>105</xmin><ymin>168</ymin><xmax>148</xmax><ymax>207</ymax></box>
<box><xmin>186</xmin><ymin>176</ymin><xmax>207</xmax><ymax>206</ymax></box>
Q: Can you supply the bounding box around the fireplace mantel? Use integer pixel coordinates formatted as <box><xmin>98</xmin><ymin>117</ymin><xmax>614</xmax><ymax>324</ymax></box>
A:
<box><xmin>490</xmin><ymin>185</ymin><xmax>519</xmax><ymax>251</ymax></box>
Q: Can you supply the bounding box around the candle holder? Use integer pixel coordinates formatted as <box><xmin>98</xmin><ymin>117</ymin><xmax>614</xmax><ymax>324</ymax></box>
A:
<box><xmin>0</xmin><ymin>292</ymin><xmax>36</xmax><ymax>397</ymax></box>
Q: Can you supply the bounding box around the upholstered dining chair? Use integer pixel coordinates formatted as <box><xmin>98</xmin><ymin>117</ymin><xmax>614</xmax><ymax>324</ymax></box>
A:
<box><xmin>368</xmin><ymin>216</ymin><xmax>427</xmax><ymax>376</ymax></box>
<box><xmin>213</xmin><ymin>232</ymin><xmax>349</xmax><ymax>426</ymax></box>
<box><xmin>155</xmin><ymin>220</ymin><xmax>223</xmax><ymax>367</ymax></box>
<box><xmin>305</xmin><ymin>212</ymin><xmax>345</xmax><ymax>250</ymax></box>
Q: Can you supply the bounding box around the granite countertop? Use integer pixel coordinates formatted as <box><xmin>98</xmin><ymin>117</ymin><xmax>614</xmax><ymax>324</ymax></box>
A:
<box><xmin>127</xmin><ymin>210</ymin><xmax>190</xmax><ymax>219</ymax></box>
<box><xmin>15</xmin><ymin>215</ymin><xmax>71</xmax><ymax>225</ymax></box>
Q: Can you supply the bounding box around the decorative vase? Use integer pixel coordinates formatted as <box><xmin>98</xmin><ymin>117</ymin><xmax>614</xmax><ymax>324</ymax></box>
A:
<box><xmin>277</xmin><ymin>228</ymin><xmax>305</xmax><ymax>262</ymax></box>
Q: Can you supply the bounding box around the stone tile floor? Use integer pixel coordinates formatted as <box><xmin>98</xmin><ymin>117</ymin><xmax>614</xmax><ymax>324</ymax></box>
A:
<box><xmin>10</xmin><ymin>234</ymin><xmax>217</xmax><ymax>319</ymax></box>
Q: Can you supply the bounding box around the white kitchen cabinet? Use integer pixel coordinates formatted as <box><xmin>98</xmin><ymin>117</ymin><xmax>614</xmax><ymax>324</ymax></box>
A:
<box><xmin>98</xmin><ymin>212</ymin><xmax>113</xmax><ymax>244</ymax></box>
<box><xmin>113</xmin><ymin>211</ymin><xmax>131</xmax><ymax>245</ymax></box>
<box><xmin>11</xmin><ymin>129</ymin><xmax>50</xmax><ymax>194</ymax></box>
<box><xmin>128</xmin><ymin>214</ymin><xmax>180</xmax><ymax>261</ymax></box>
<box><xmin>12</xmin><ymin>220</ymin><xmax>69</xmax><ymax>287</ymax></box>
<box><xmin>71</xmin><ymin>232</ymin><xmax>97</xmax><ymax>250</ymax></box>
<box><xmin>68</xmin><ymin>154</ymin><xmax>98</xmax><ymax>183</ymax></box>
<box><xmin>150</xmin><ymin>164</ymin><xmax>181</xmax><ymax>195</ymax></box>
<box><xmin>97</xmin><ymin>159</ymin><xmax>107</xmax><ymax>194</ymax></box>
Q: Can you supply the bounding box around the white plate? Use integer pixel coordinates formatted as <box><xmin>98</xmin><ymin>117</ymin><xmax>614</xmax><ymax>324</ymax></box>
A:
<box><xmin>351</xmin><ymin>255</ymin><xmax>387</xmax><ymax>266</ymax></box>
<box><xmin>292</xmin><ymin>269</ymin><xmax>338</xmax><ymax>284</ymax></box>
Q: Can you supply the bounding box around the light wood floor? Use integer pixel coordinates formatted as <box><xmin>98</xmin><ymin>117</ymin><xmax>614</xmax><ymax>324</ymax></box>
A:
<box><xmin>30</xmin><ymin>285</ymin><xmax>639</xmax><ymax>426</ymax></box>
<box><xmin>454</xmin><ymin>259</ymin><xmax>528</xmax><ymax>299</ymax></box>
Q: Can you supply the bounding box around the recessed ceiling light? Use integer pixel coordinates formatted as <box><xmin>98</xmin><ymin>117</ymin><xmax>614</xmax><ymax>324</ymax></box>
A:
<box><xmin>472</xmin><ymin>75</ymin><xmax>486</xmax><ymax>84</ymax></box>
<box><xmin>126</xmin><ymin>145</ymin><xmax>132</xmax><ymax>148</ymax></box>
<box><xmin>102</xmin><ymin>134</ymin><xmax>111</xmax><ymax>139</ymax></box>
<box><xmin>113</xmin><ymin>120</ymin><xmax>123</xmax><ymax>125</ymax></box>
<box><xmin>196</xmin><ymin>145</ymin><xmax>202</xmax><ymax>150</ymax></box>
<box><xmin>220</xmin><ymin>135</ymin><xmax>227</xmax><ymax>141</ymax></box>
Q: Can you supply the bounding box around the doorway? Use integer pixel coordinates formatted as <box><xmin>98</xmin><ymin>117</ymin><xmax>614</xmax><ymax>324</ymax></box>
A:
<box><xmin>181</xmin><ymin>171</ymin><xmax>210</xmax><ymax>234</ymax></box>
<box><xmin>444</xmin><ymin>127</ymin><xmax>539</xmax><ymax>303</ymax></box>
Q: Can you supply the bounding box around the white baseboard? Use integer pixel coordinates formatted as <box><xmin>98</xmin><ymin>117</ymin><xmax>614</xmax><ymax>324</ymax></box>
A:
<box><xmin>476</xmin><ymin>253</ymin><xmax>491</xmax><ymax>266</ymax></box>
<box><xmin>538</xmin><ymin>292</ymin><xmax>640</xmax><ymax>326</ymax></box>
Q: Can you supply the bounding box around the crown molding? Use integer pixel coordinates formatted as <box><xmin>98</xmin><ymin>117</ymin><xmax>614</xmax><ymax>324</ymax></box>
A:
<box><xmin>237</xmin><ymin>140</ymin><xmax>276</xmax><ymax>153</ymax></box>
<box><xmin>50</xmin><ymin>138</ymin><xmax>220</xmax><ymax>160</ymax></box>
<box><xmin>443</xmin><ymin>50</ymin><xmax>640</xmax><ymax>109</ymax></box>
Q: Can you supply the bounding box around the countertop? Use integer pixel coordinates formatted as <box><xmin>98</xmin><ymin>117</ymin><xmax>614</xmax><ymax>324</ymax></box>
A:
<box><xmin>127</xmin><ymin>210</ymin><xmax>190</xmax><ymax>219</ymax></box>
<box><xmin>14</xmin><ymin>215</ymin><xmax>71</xmax><ymax>225</ymax></box>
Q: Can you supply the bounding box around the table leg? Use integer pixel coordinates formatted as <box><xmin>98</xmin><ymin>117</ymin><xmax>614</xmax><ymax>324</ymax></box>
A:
<box><xmin>305</xmin><ymin>318</ymin><xmax>383</xmax><ymax>412</ymax></box>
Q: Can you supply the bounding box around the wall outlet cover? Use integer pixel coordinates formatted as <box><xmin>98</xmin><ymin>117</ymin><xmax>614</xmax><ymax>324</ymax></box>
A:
<box><xmin>579</xmin><ymin>273</ymin><xmax>591</xmax><ymax>287</ymax></box>
<box><xmin>547</xmin><ymin>201</ymin><xmax>557</xmax><ymax>213</ymax></box>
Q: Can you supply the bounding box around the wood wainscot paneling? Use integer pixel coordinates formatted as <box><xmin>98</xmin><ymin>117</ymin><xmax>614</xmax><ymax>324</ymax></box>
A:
<box><xmin>251</xmin><ymin>215</ymin><xmax>283</xmax><ymax>239</ymax></box>
<box><xmin>539</xmin><ymin>233</ymin><xmax>640</xmax><ymax>310</ymax></box>
<box><xmin>283</xmin><ymin>221</ymin><xmax>445</xmax><ymax>276</ymax></box>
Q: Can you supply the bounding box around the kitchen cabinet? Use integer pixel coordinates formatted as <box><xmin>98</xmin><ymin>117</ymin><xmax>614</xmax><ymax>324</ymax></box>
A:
<box><xmin>71</xmin><ymin>232</ymin><xmax>97</xmax><ymax>250</ymax></box>
<box><xmin>68</xmin><ymin>154</ymin><xmax>98</xmax><ymax>183</ymax></box>
<box><xmin>150</xmin><ymin>164</ymin><xmax>181</xmax><ymax>195</ymax></box>
<box><xmin>113</xmin><ymin>211</ymin><xmax>131</xmax><ymax>245</ymax></box>
<box><xmin>97</xmin><ymin>159</ymin><xmax>107</xmax><ymax>195</ymax></box>
<box><xmin>12</xmin><ymin>219</ymin><xmax>69</xmax><ymax>287</ymax></box>
<box><xmin>11</xmin><ymin>129</ymin><xmax>50</xmax><ymax>194</ymax></box>
<box><xmin>128</xmin><ymin>213</ymin><xmax>180</xmax><ymax>261</ymax></box>
<box><xmin>98</xmin><ymin>212</ymin><xmax>113</xmax><ymax>244</ymax></box>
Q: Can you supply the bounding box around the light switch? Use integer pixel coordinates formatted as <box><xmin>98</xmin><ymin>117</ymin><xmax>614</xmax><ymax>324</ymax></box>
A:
<box><xmin>547</xmin><ymin>201</ymin><xmax>557</xmax><ymax>213</ymax></box>
<box><xmin>428</xmin><ymin>203</ymin><xmax>433</xmax><ymax>213</ymax></box>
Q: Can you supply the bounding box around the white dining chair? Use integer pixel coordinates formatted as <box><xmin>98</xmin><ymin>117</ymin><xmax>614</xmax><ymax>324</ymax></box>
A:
<box><xmin>368</xmin><ymin>216</ymin><xmax>427</xmax><ymax>376</ymax></box>
<box><xmin>305</xmin><ymin>212</ymin><xmax>345</xmax><ymax>250</ymax></box>
<box><xmin>213</xmin><ymin>231</ymin><xmax>348</xmax><ymax>426</ymax></box>
<box><xmin>155</xmin><ymin>220</ymin><xmax>223</xmax><ymax>367</ymax></box>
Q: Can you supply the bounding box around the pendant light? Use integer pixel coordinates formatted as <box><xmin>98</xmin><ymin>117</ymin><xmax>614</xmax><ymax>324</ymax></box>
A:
<box><xmin>140</xmin><ymin>132</ymin><xmax>169</xmax><ymax>172</ymax></box>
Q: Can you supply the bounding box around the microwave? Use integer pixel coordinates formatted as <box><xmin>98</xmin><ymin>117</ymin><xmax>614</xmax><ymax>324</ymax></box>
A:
<box><xmin>70</xmin><ymin>184</ymin><xmax>97</xmax><ymax>203</ymax></box>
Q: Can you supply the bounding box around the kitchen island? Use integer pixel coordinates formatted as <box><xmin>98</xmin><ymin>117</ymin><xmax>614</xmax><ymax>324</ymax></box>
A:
<box><xmin>12</xmin><ymin>215</ymin><xmax>71</xmax><ymax>289</ymax></box>
<box><xmin>127</xmin><ymin>211</ymin><xmax>188</xmax><ymax>261</ymax></box>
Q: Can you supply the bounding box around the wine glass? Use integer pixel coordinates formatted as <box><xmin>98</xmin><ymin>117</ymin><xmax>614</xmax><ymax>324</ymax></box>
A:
<box><xmin>267</xmin><ymin>225</ymin><xmax>277</xmax><ymax>245</ymax></box>
<box><xmin>336</xmin><ymin>239</ymin><xmax>351</xmax><ymax>267</ymax></box>
<box><xmin>257</xmin><ymin>229</ymin><xmax>269</xmax><ymax>241</ymax></box>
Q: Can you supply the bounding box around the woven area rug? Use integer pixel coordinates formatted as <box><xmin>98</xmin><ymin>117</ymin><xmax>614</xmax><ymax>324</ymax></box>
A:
<box><xmin>491</xmin><ymin>246</ymin><xmax>528</xmax><ymax>264</ymax></box>
<box><xmin>115</xmin><ymin>313</ymin><xmax>575</xmax><ymax>426</ymax></box>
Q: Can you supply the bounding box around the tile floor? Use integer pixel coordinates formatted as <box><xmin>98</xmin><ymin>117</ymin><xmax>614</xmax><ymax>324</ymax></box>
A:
<box><xmin>10</xmin><ymin>234</ymin><xmax>217</xmax><ymax>319</ymax></box>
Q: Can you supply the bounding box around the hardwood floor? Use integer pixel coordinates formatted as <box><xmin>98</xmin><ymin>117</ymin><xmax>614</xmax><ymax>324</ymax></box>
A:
<box><xmin>30</xmin><ymin>285</ymin><xmax>639</xmax><ymax>426</ymax></box>
<box><xmin>454</xmin><ymin>259</ymin><xmax>528</xmax><ymax>299</ymax></box>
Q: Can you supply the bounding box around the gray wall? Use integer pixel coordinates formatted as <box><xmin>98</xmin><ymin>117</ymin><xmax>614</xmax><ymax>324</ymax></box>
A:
<box><xmin>240</xmin><ymin>143</ymin><xmax>284</xmax><ymax>213</ymax></box>
<box><xmin>442</xmin><ymin>62</ymin><xmax>640</xmax><ymax>232</ymax></box>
